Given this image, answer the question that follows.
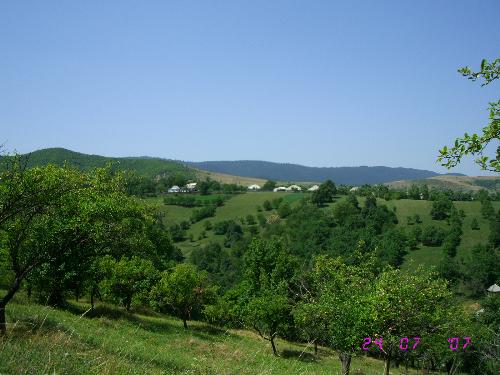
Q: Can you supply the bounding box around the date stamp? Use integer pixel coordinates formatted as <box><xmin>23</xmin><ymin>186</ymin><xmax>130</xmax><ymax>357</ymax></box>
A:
<box><xmin>362</xmin><ymin>337</ymin><xmax>471</xmax><ymax>351</ymax></box>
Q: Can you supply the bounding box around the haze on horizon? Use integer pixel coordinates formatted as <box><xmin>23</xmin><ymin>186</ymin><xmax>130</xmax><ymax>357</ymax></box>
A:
<box><xmin>1</xmin><ymin>1</ymin><xmax>499</xmax><ymax>176</ymax></box>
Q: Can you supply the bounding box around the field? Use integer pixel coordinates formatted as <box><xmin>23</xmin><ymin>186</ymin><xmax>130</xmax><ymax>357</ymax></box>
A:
<box><xmin>1</xmin><ymin>291</ymin><xmax>439</xmax><ymax>375</ymax></box>
<box><xmin>148</xmin><ymin>192</ymin><xmax>499</xmax><ymax>269</ymax></box>
<box><xmin>147</xmin><ymin>192</ymin><xmax>305</xmax><ymax>256</ymax></box>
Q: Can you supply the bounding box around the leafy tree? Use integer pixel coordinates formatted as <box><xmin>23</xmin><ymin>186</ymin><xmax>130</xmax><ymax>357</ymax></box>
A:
<box><xmin>245</xmin><ymin>214</ymin><xmax>256</xmax><ymax>225</ymax></box>
<box><xmin>0</xmin><ymin>163</ymin><xmax>145</xmax><ymax>332</ymax></box>
<box><xmin>311</xmin><ymin>179</ymin><xmax>337</xmax><ymax>206</ymax></box>
<box><xmin>190</xmin><ymin>205</ymin><xmax>216</xmax><ymax>223</ymax></box>
<box><xmin>241</xmin><ymin>238</ymin><xmax>298</xmax><ymax>355</ymax></box>
<box><xmin>262</xmin><ymin>180</ymin><xmax>277</xmax><ymax>191</ymax></box>
<box><xmin>150</xmin><ymin>263</ymin><xmax>217</xmax><ymax>329</ymax></box>
<box><xmin>438</xmin><ymin>58</ymin><xmax>499</xmax><ymax>172</ymax></box>
<box><xmin>462</xmin><ymin>244</ymin><xmax>500</xmax><ymax>296</ymax></box>
<box><xmin>99</xmin><ymin>256</ymin><xmax>158</xmax><ymax>310</ymax></box>
<box><xmin>431</xmin><ymin>194</ymin><xmax>453</xmax><ymax>220</ymax></box>
<box><xmin>271</xmin><ymin>197</ymin><xmax>283</xmax><ymax>209</ymax></box>
<box><xmin>413</xmin><ymin>213</ymin><xmax>422</xmax><ymax>224</ymax></box>
<box><xmin>421</xmin><ymin>225</ymin><xmax>447</xmax><ymax>246</ymax></box>
<box><xmin>197</xmin><ymin>180</ymin><xmax>211</xmax><ymax>195</ymax></box>
<box><xmin>262</xmin><ymin>200</ymin><xmax>272</xmax><ymax>211</ymax></box>
<box><xmin>489</xmin><ymin>210</ymin><xmax>500</xmax><ymax>248</ymax></box>
<box><xmin>294</xmin><ymin>255</ymin><xmax>374</xmax><ymax>374</ymax></box>
<box><xmin>277</xmin><ymin>201</ymin><xmax>291</xmax><ymax>218</ymax></box>
<box><xmin>481</xmin><ymin>199</ymin><xmax>495</xmax><ymax>220</ymax></box>
<box><xmin>470</xmin><ymin>217</ymin><xmax>480</xmax><ymax>230</ymax></box>
<box><xmin>369</xmin><ymin>267</ymin><xmax>456</xmax><ymax>375</ymax></box>
<box><xmin>376</xmin><ymin>229</ymin><xmax>408</xmax><ymax>267</ymax></box>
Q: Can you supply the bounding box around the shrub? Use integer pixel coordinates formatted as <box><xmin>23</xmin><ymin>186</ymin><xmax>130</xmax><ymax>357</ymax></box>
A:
<box><xmin>421</xmin><ymin>225</ymin><xmax>447</xmax><ymax>246</ymax></box>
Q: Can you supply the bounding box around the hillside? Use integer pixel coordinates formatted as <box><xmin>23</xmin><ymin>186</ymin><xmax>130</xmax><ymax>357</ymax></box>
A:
<box><xmin>186</xmin><ymin>160</ymin><xmax>464</xmax><ymax>185</ymax></box>
<box><xmin>386</xmin><ymin>175</ymin><xmax>500</xmax><ymax>192</ymax></box>
<box><xmin>2</xmin><ymin>292</ymin><xmax>432</xmax><ymax>375</ymax></box>
<box><xmin>1</xmin><ymin>148</ymin><xmax>195</xmax><ymax>179</ymax></box>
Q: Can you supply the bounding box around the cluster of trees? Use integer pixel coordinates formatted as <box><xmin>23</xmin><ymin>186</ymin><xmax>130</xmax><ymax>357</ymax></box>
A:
<box><xmin>163</xmin><ymin>194</ymin><xmax>227</xmax><ymax>207</ymax></box>
<box><xmin>0</xmin><ymin>158</ymin><xmax>185</xmax><ymax>332</ymax></box>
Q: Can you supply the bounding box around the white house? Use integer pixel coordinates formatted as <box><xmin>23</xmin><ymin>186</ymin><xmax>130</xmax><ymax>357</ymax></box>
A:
<box><xmin>248</xmin><ymin>184</ymin><xmax>261</xmax><ymax>191</ymax></box>
<box><xmin>287</xmin><ymin>184</ymin><xmax>302</xmax><ymax>192</ymax></box>
<box><xmin>168</xmin><ymin>185</ymin><xmax>181</xmax><ymax>193</ymax></box>
<box><xmin>308</xmin><ymin>185</ymin><xmax>319</xmax><ymax>191</ymax></box>
<box><xmin>487</xmin><ymin>284</ymin><xmax>500</xmax><ymax>293</ymax></box>
<box><xmin>186</xmin><ymin>182</ymin><xmax>197</xmax><ymax>191</ymax></box>
<box><xmin>350</xmin><ymin>186</ymin><xmax>359</xmax><ymax>192</ymax></box>
<box><xmin>273</xmin><ymin>186</ymin><xmax>287</xmax><ymax>192</ymax></box>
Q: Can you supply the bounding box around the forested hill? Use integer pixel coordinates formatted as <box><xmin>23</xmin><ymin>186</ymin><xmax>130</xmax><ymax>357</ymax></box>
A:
<box><xmin>3</xmin><ymin>148</ymin><xmax>195</xmax><ymax>178</ymax></box>
<box><xmin>186</xmin><ymin>160</ymin><xmax>464</xmax><ymax>185</ymax></box>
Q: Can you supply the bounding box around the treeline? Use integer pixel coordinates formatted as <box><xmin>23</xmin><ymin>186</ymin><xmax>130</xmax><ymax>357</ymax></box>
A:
<box><xmin>352</xmin><ymin>183</ymin><xmax>500</xmax><ymax>202</ymax></box>
<box><xmin>1</xmin><ymin>160</ymin><xmax>498</xmax><ymax>375</ymax></box>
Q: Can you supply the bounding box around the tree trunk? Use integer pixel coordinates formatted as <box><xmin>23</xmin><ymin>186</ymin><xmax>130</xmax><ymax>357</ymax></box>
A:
<box><xmin>339</xmin><ymin>352</ymin><xmax>351</xmax><ymax>375</ymax></box>
<box><xmin>90</xmin><ymin>288</ymin><xmax>95</xmax><ymax>312</ymax></box>
<box><xmin>183</xmin><ymin>318</ymin><xmax>188</xmax><ymax>330</ymax></box>
<box><xmin>0</xmin><ymin>303</ymin><xmax>6</xmax><ymax>335</ymax></box>
<box><xmin>314</xmin><ymin>341</ymin><xmax>318</xmax><ymax>355</ymax></box>
<box><xmin>270</xmin><ymin>335</ymin><xmax>278</xmax><ymax>356</ymax></box>
<box><xmin>384</xmin><ymin>356</ymin><xmax>391</xmax><ymax>375</ymax></box>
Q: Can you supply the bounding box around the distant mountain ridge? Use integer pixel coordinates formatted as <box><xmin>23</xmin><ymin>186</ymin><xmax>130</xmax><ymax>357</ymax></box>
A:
<box><xmin>2</xmin><ymin>148</ymin><xmax>194</xmax><ymax>179</ymax></box>
<box><xmin>186</xmin><ymin>160</ymin><xmax>465</xmax><ymax>185</ymax></box>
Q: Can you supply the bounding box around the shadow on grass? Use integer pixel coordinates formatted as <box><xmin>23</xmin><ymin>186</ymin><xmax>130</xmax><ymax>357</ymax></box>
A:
<box><xmin>280</xmin><ymin>349</ymin><xmax>317</xmax><ymax>362</ymax></box>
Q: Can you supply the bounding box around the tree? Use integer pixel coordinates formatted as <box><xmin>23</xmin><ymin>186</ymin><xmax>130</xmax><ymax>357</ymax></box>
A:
<box><xmin>462</xmin><ymin>244</ymin><xmax>500</xmax><ymax>297</ymax></box>
<box><xmin>431</xmin><ymin>194</ymin><xmax>453</xmax><ymax>220</ymax></box>
<box><xmin>150</xmin><ymin>263</ymin><xmax>217</xmax><ymax>329</ymax></box>
<box><xmin>0</xmin><ymin>163</ymin><xmax>89</xmax><ymax>333</ymax></box>
<box><xmin>438</xmin><ymin>58</ymin><xmax>499</xmax><ymax>172</ymax></box>
<box><xmin>421</xmin><ymin>225</ymin><xmax>447</xmax><ymax>246</ymax></box>
<box><xmin>294</xmin><ymin>255</ymin><xmax>374</xmax><ymax>375</ymax></box>
<box><xmin>470</xmin><ymin>217</ymin><xmax>480</xmax><ymax>230</ymax></box>
<box><xmin>241</xmin><ymin>238</ymin><xmax>298</xmax><ymax>355</ymax></box>
<box><xmin>311</xmin><ymin>180</ymin><xmax>337</xmax><ymax>206</ymax></box>
<box><xmin>277</xmin><ymin>201</ymin><xmax>291</xmax><ymax>218</ymax></box>
<box><xmin>369</xmin><ymin>267</ymin><xmax>456</xmax><ymax>375</ymax></box>
<box><xmin>262</xmin><ymin>200</ymin><xmax>272</xmax><ymax>211</ymax></box>
<box><xmin>99</xmin><ymin>256</ymin><xmax>158</xmax><ymax>311</ymax></box>
<box><xmin>262</xmin><ymin>180</ymin><xmax>277</xmax><ymax>191</ymax></box>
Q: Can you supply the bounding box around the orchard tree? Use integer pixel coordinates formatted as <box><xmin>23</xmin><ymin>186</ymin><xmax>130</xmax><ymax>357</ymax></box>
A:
<box><xmin>150</xmin><ymin>263</ymin><xmax>217</xmax><ymax>329</ymax></box>
<box><xmin>438</xmin><ymin>58</ymin><xmax>499</xmax><ymax>172</ymax></box>
<box><xmin>99</xmin><ymin>256</ymin><xmax>158</xmax><ymax>311</ymax></box>
<box><xmin>311</xmin><ymin>179</ymin><xmax>337</xmax><ymax>206</ymax></box>
<box><xmin>241</xmin><ymin>238</ymin><xmax>299</xmax><ymax>355</ymax></box>
<box><xmin>369</xmin><ymin>267</ymin><xmax>456</xmax><ymax>375</ymax></box>
<box><xmin>294</xmin><ymin>255</ymin><xmax>374</xmax><ymax>375</ymax></box>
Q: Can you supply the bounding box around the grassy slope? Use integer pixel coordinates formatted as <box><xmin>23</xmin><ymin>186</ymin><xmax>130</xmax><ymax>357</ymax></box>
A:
<box><xmin>381</xmin><ymin>199</ymin><xmax>499</xmax><ymax>269</ymax></box>
<box><xmin>386</xmin><ymin>175</ymin><xmax>500</xmax><ymax>192</ymax></box>
<box><xmin>1</xmin><ymin>293</ymin><xmax>425</xmax><ymax>375</ymax></box>
<box><xmin>147</xmin><ymin>192</ymin><xmax>304</xmax><ymax>257</ymax></box>
<box><xmin>150</xmin><ymin>192</ymin><xmax>498</xmax><ymax>268</ymax></box>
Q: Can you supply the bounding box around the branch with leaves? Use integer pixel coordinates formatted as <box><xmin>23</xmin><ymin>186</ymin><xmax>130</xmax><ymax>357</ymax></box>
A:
<box><xmin>438</xmin><ymin>58</ymin><xmax>500</xmax><ymax>172</ymax></box>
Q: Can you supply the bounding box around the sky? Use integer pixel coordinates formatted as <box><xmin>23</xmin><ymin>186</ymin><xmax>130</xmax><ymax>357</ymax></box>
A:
<box><xmin>1</xmin><ymin>1</ymin><xmax>499</xmax><ymax>176</ymax></box>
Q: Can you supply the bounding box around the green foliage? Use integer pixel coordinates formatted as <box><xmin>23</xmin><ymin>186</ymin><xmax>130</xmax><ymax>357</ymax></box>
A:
<box><xmin>470</xmin><ymin>217</ymin><xmax>480</xmax><ymax>230</ymax></box>
<box><xmin>421</xmin><ymin>225</ymin><xmax>447</xmax><ymax>246</ymax></box>
<box><xmin>262</xmin><ymin>180</ymin><xmax>277</xmax><ymax>191</ymax></box>
<box><xmin>190</xmin><ymin>205</ymin><xmax>216</xmax><ymax>223</ymax></box>
<box><xmin>99</xmin><ymin>256</ymin><xmax>158</xmax><ymax>310</ymax></box>
<box><xmin>430</xmin><ymin>194</ymin><xmax>453</xmax><ymax>220</ymax></box>
<box><xmin>439</xmin><ymin>58</ymin><xmax>500</xmax><ymax>172</ymax></box>
<box><xmin>262</xmin><ymin>200</ymin><xmax>272</xmax><ymax>211</ymax></box>
<box><xmin>277</xmin><ymin>201</ymin><xmax>292</xmax><ymax>218</ymax></box>
<box><xmin>311</xmin><ymin>180</ymin><xmax>336</xmax><ymax>206</ymax></box>
<box><xmin>461</xmin><ymin>244</ymin><xmax>500</xmax><ymax>296</ymax></box>
<box><xmin>150</xmin><ymin>263</ymin><xmax>217</xmax><ymax>329</ymax></box>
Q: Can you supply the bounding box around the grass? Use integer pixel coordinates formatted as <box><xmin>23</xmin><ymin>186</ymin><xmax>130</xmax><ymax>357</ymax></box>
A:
<box><xmin>144</xmin><ymin>193</ymin><xmax>498</xmax><ymax>268</ymax></box>
<box><xmin>1</xmin><ymin>292</ymin><xmax>440</xmax><ymax>375</ymax></box>
<box><xmin>145</xmin><ymin>192</ymin><xmax>306</xmax><ymax>257</ymax></box>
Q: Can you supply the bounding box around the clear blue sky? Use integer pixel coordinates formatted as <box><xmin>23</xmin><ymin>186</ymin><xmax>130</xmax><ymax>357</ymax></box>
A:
<box><xmin>1</xmin><ymin>1</ymin><xmax>499</xmax><ymax>175</ymax></box>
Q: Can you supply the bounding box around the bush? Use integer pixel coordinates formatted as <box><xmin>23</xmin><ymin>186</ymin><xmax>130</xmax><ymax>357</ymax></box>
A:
<box><xmin>190</xmin><ymin>206</ymin><xmax>216</xmax><ymax>223</ymax></box>
<box><xmin>246</xmin><ymin>214</ymin><xmax>256</xmax><ymax>225</ymax></box>
<box><xmin>263</xmin><ymin>200</ymin><xmax>272</xmax><ymax>211</ymax></box>
<box><xmin>470</xmin><ymin>217</ymin><xmax>480</xmax><ymax>230</ymax></box>
<box><xmin>421</xmin><ymin>225</ymin><xmax>447</xmax><ymax>246</ymax></box>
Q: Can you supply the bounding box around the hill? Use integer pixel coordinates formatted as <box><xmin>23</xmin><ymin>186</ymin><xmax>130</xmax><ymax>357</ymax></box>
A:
<box><xmin>386</xmin><ymin>175</ymin><xmax>500</xmax><ymax>192</ymax></box>
<box><xmin>2</xmin><ymin>148</ymin><xmax>195</xmax><ymax>179</ymax></box>
<box><xmin>186</xmin><ymin>160</ymin><xmax>464</xmax><ymax>185</ymax></box>
<box><xmin>2</xmin><ymin>292</ymin><xmax>429</xmax><ymax>375</ymax></box>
